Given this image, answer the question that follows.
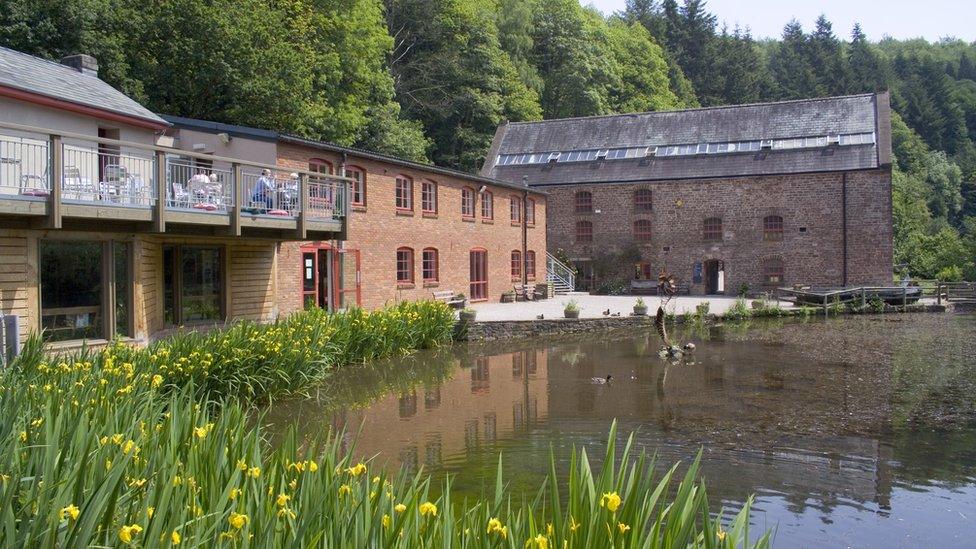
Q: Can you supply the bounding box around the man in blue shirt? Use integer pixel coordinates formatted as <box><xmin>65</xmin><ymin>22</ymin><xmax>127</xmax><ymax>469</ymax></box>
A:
<box><xmin>251</xmin><ymin>169</ymin><xmax>275</xmax><ymax>211</ymax></box>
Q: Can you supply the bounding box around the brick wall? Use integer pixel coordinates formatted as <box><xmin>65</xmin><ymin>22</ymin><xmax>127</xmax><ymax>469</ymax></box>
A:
<box><xmin>543</xmin><ymin>168</ymin><xmax>892</xmax><ymax>294</ymax></box>
<box><xmin>277</xmin><ymin>143</ymin><xmax>547</xmax><ymax>312</ymax></box>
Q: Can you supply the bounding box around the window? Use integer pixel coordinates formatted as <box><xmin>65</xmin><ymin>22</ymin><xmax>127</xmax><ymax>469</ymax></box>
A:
<box><xmin>526</xmin><ymin>198</ymin><xmax>536</xmax><ymax>225</ymax></box>
<box><xmin>396</xmin><ymin>175</ymin><xmax>413</xmax><ymax>210</ymax></box>
<box><xmin>345</xmin><ymin>165</ymin><xmax>365</xmax><ymax>207</ymax></box>
<box><xmin>481</xmin><ymin>190</ymin><xmax>493</xmax><ymax>219</ymax></box>
<box><xmin>396</xmin><ymin>247</ymin><xmax>414</xmax><ymax>284</ymax></box>
<box><xmin>40</xmin><ymin>241</ymin><xmax>132</xmax><ymax>342</ymax></box>
<box><xmin>634</xmin><ymin>188</ymin><xmax>652</xmax><ymax>211</ymax></box>
<box><xmin>163</xmin><ymin>245</ymin><xmax>224</xmax><ymax>326</ymax></box>
<box><xmin>422</xmin><ymin>248</ymin><xmax>439</xmax><ymax>282</ymax></box>
<box><xmin>575</xmin><ymin>191</ymin><xmax>593</xmax><ymax>213</ymax></box>
<box><xmin>763</xmin><ymin>215</ymin><xmax>784</xmax><ymax>241</ymax></box>
<box><xmin>636</xmin><ymin>262</ymin><xmax>653</xmax><ymax>280</ymax></box>
<box><xmin>526</xmin><ymin>250</ymin><xmax>536</xmax><ymax>279</ymax></box>
<box><xmin>703</xmin><ymin>217</ymin><xmax>723</xmax><ymax>241</ymax></box>
<box><xmin>510</xmin><ymin>195</ymin><xmax>521</xmax><ymax>223</ymax></box>
<box><xmin>461</xmin><ymin>187</ymin><xmax>475</xmax><ymax>218</ymax></box>
<box><xmin>763</xmin><ymin>258</ymin><xmax>784</xmax><ymax>285</ymax></box>
<box><xmin>309</xmin><ymin>158</ymin><xmax>333</xmax><ymax>175</ymax></box>
<box><xmin>511</xmin><ymin>250</ymin><xmax>522</xmax><ymax>280</ymax></box>
<box><xmin>421</xmin><ymin>179</ymin><xmax>437</xmax><ymax>213</ymax></box>
<box><xmin>634</xmin><ymin>219</ymin><xmax>652</xmax><ymax>241</ymax></box>
<box><xmin>576</xmin><ymin>220</ymin><xmax>593</xmax><ymax>243</ymax></box>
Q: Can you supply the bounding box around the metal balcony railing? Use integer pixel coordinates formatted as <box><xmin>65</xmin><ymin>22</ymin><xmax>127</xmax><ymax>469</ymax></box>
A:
<box><xmin>0</xmin><ymin>121</ymin><xmax>351</xmax><ymax>234</ymax></box>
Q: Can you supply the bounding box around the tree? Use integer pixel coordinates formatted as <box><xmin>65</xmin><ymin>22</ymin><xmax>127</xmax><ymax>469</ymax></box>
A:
<box><xmin>496</xmin><ymin>0</ymin><xmax>543</xmax><ymax>93</ymax></box>
<box><xmin>710</xmin><ymin>25</ymin><xmax>769</xmax><ymax>105</ymax></box>
<box><xmin>606</xmin><ymin>19</ymin><xmax>679</xmax><ymax>112</ymax></box>
<box><xmin>959</xmin><ymin>52</ymin><xmax>976</xmax><ymax>81</ymax></box>
<box><xmin>807</xmin><ymin>15</ymin><xmax>849</xmax><ymax>96</ymax></box>
<box><xmin>847</xmin><ymin>23</ymin><xmax>888</xmax><ymax>93</ymax></box>
<box><xmin>767</xmin><ymin>20</ymin><xmax>819</xmax><ymax>99</ymax></box>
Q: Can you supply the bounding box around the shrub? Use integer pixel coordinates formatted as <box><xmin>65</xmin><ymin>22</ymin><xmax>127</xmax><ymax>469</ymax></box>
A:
<box><xmin>724</xmin><ymin>298</ymin><xmax>752</xmax><ymax>321</ymax></box>
<box><xmin>564</xmin><ymin>300</ymin><xmax>581</xmax><ymax>313</ymax></box>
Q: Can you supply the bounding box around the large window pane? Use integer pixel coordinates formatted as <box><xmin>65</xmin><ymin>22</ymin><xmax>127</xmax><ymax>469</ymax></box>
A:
<box><xmin>40</xmin><ymin>241</ymin><xmax>103</xmax><ymax>341</ymax></box>
<box><xmin>181</xmin><ymin>247</ymin><xmax>222</xmax><ymax>322</ymax></box>
<box><xmin>114</xmin><ymin>242</ymin><xmax>130</xmax><ymax>337</ymax></box>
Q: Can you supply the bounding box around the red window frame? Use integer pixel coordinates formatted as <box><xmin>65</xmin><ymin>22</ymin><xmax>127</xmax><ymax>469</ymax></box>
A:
<box><xmin>396</xmin><ymin>175</ymin><xmax>413</xmax><ymax>211</ymax></box>
<box><xmin>470</xmin><ymin>248</ymin><xmax>488</xmax><ymax>301</ymax></box>
<box><xmin>345</xmin><ymin>165</ymin><xmax>366</xmax><ymax>207</ymax></box>
<box><xmin>636</xmin><ymin>261</ymin><xmax>653</xmax><ymax>280</ymax></box>
<box><xmin>309</xmin><ymin>158</ymin><xmax>334</xmax><ymax>175</ymax></box>
<box><xmin>422</xmin><ymin>248</ymin><xmax>439</xmax><ymax>282</ymax></box>
<box><xmin>576</xmin><ymin>220</ymin><xmax>593</xmax><ymax>243</ymax></box>
<box><xmin>575</xmin><ymin>191</ymin><xmax>593</xmax><ymax>213</ymax></box>
<box><xmin>763</xmin><ymin>258</ymin><xmax>784</xmax><ymax>285</ymax></box>
<box><xmin>511</xmin><ymin>250</ymin><xmax>522</xmax><ymax>280</ymax></box>
<box><xmin>703</xmin><ymin>217</ymin><xmax>723</xmax><ymax>241</ymax></box>
<box><xmin>526</xmin><ymin>250</ymin><xmax>536</xmax><ymax>280</ymax></box>
<box><xmin>396</xmin><ymin>247</ymin><xmax>414</xmax><ymax>284</ymax></box>
<box><xmin>461</xmin><ymin>187</ymin><xmax>476</xmax><ymax>218</ymax></box>
<box><xmin>481</xmin><ymin>190</ymin><xmax>493</xmax><ymax>219</ymax></box>
<box><xmin>634</xmin><ymin>219</ymin><xmax>652</xmax><ymax>241</ymax></box>
<box><xmin>421</xmin><ymin>179</ymin><xmax>437</xmax><ymax>213</ymax></box>
<box><xmin>763</xmin><ymin>215</ymin><xmax>784</xmax><ymax>241</ymax></box>
<box><xmin>634</xmin><ymin>188</ymin><xmax>652</xmax><ymax>211</ymax></box>
<box><xmin>510</xmin><ymin>195</ymin><xmax>521</xmax><ymax>224</ymax></box>
<box><xmin>526</xmin><ymin>198</ymin><xmax>536</xmax><ymax>226</ymax></box>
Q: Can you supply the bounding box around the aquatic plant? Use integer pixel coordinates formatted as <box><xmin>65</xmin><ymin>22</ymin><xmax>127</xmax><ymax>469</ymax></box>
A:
<box><xmin>724</xmin><ymin>298</ymin><xmax>752</xmax><ymax>321</ymax></box>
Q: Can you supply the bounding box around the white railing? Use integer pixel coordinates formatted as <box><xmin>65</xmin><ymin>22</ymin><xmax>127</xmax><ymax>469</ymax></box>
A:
<box><xmin>241</xmin><ymin>170</ymin><xmax>299</xmax><ymax>217</ymax></box>
<box><xmin>0</xmin><ymin>135</ymin><xmax>50</xmax><ymax>197</ymax></box>
<box><xmin>546</xmin><ymin>252</ymin><xmax>576</xmax><ymax>291</ymax></box>
<box><xmin>62</xmin><ymin>143</ymin><xmax>155</xmax><ymax>206</ymax></box>
<box><xmin>307</xmin><ymin>178</ymin><xmax>344</xmax><ymax>219</ymax></box>
<box><xmin>166</xmin><ymin>158</ymin><xmax>233</xmax><ymax>212</ymax></box>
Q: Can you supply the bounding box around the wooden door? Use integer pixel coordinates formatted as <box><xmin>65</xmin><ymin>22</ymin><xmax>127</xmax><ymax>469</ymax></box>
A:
<box><xmin>469</xmin><ymin>249</ymin><xmax>488</xmax><ymax>301</ymax></box>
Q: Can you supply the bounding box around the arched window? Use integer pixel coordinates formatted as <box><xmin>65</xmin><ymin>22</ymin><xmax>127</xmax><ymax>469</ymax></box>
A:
<box><xmin>396</xmin><ymin>175</ymin><xmax>413</xmax><ymax>211</ymax></box>
<box><xmin>481</xmin><ymin>190</ymin><xmax>493</xmax><ymax>219</ymax></box>
<box><xmin>421</xmin><ymin>179</ymin><xmax>437</xmax><ymax>213</ymax></box>
<box><xmin>763</xmin><ymin>215</ymin><xmax>784</xmax><ymax>241</ymax></box>
<box><xmin>526</xmin><ymin>250</ymin><xmax>536</xmax><ymax>279</ymax></box>
<box><xmin>763</xmin><ymin>258</ymin><xmax>784</xmax><ymax>285</ymax></box>
<box><xmin>526</xmin><ymin>198</ymin><xmax>536</xmax><ymax>225</ymax></box>
<box><xmin>309</xmin><ymin>158</ymin><xmax>333</xmax><ymax>176</ymax></box>
<box><xmin>634</xmin><ymin>219</ymin><xmax>652</xmax><ymax>241</ymax></box>
<box><xmin>396</xmin><ymin>247</ymin><xmax>414</xmax><ymax>284</ymax></box>
<box><xmin>634</xmin><ymin>188</ymin><xmax>653</xmax><ymax>211</ymax></box>
<box><xmin>422</xmin><ymin>248</ymin><xmax>439</xmax><ymax>282</ymax></box>
<box><xmin>510</xmin><ymin>195</ymin><xmax>522</xmax><ymax>223</ymax></box>
<box><xmin>703</xmin><ymin>217</ymin><xmax>723</xmax><ymax>241</ymax></box>
<box><xmin>511</xmin><ymin>250</ymin><xmax>522</xmax><ymax>280</ymax></box>
<box><xmin>576</xmin><ymin>220</ymin><xmax>593</xmax><ymax>243</ymax></box>
<box><xmin>344</xmin><ymin>165</ymin><xmax>366</xmax><ymax>207</ymax></box>
<box><xmin>575</xmin><ymin>191</ymin><xmax>593</xmax><ymax>213</ymax></box>
<box><xmin>461</xmin><ymin>187</ymin><xmax>476</xmax><ymax>218</ymax></box>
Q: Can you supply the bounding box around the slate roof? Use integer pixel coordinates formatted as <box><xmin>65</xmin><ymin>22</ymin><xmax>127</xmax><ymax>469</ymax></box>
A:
<box><xmin>0</xmin><ymin>46</ymin><xmax>167</xmax><ymax>126</ymax></box>
<box><xmin>481</xmin><ymin>93</ymin><xmax>891</xmax><ymax>186</ymax></box>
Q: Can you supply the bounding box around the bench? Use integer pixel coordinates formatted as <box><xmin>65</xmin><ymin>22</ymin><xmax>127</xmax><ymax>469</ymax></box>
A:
<box><xmin>630</xmin><ymin>280</ymin><xmax>691</xmax><ymax>295</ymax></box>
<box><xmin>432</xmin><ymin>290</ymin><xmax>466</xmax><ymax>309</ymax></box>
<box><xmin>513</xmin><ymin>284</ymin><xmax>535</xmax><ymax>301</ymax></box>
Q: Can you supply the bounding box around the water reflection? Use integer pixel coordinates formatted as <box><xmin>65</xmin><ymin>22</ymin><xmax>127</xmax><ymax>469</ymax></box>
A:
<box><xmin>265</xmin><ymin>313</ymin><xmax>976</xmax><ymax>547</ymax></box>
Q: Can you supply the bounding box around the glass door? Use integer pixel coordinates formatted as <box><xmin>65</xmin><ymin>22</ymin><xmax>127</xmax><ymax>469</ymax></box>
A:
<box><xmin>470</xmin><ymin>249</ymin><xmax>488</xmax><ymax>301</ymax></box>
<box><xmin>335</xmin><ymin>248</ymin><xmax>361</xmax><ymax>309</ymax></box>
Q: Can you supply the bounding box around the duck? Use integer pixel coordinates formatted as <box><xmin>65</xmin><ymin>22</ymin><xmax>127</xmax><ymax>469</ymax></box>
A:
<box><xmin>610</xmin><ymin>312</ymin><xmax>621</xmax><ymax>317</ymax></box>
<box><xmin>591</xmin><ymin>374</ymin><xmax>613</xmax><ymax>384</ymax></box>
<box><xmin>536</xmin><ymin>314</ymin><xmax>545</xmax><ymax>320</ymax></box>
<box><xmin>602</xmin><ymin>309</ymin><xmax>611</xmax><ymax>316</ymax></box>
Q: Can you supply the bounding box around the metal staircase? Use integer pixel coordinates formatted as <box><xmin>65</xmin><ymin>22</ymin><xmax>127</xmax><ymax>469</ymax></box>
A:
<box><xmin>546</xmin><ymin>252</ymin><xmax>576</xmax><ymax>294</ymax></box>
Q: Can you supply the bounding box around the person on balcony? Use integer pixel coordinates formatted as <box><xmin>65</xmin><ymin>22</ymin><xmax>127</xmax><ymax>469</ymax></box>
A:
<box><xmin>251</xmin><ymin>169</ymin><xmax>275</xmax><ymax>211</ymax></box>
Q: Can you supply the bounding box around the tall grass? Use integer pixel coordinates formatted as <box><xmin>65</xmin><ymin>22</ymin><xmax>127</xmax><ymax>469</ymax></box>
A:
<box><xmin>0</xmin><ymin>301</ymin><xmax>771</xmax><ymax>547</ymax></box>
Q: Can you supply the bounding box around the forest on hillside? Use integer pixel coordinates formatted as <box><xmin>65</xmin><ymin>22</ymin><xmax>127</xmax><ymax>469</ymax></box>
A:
<box><xmin>2</xmin><ymin>0</ymin><xmax>974</xmax><ymax>279</ymax></box>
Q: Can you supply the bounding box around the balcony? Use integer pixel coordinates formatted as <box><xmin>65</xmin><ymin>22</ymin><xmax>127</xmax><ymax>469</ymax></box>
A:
<box><xmin>0</xmin><ymin>122</ymin><xmax>347</xmax><ymax>238</ymax></box>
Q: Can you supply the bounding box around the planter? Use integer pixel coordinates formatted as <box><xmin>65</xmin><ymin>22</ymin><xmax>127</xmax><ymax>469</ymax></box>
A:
<box><xmin>501</xmin><ymin>292</ymin><xmax>516</xmax><ymax>303</ymax></box>
<box><xmin>633</xmin><ymin>305</ymin><xmax>649</xmax><ymax>316</ymax></box>
<box><xmin>564</xmin><ymin>309</ymin><xmax>580</xmax><ymax>319</ymax></box>
<box><xmin>459</xmin><ymin>310</ymin><xmax>477</xmax><ymax>323</ymax></box>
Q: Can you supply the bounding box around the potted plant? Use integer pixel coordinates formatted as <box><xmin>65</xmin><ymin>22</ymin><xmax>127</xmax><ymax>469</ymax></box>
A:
<box><xmin>501</xmin><ymin>290</ymin><xmax>516</xmax><ymax>303</ymax></box>
<box><xmin>563</xmin><ymin>299</ymin><xmax>581</xmax><ymax>319</ymax></box>
<box><xmin>459</xmin><ymin>307</ymin><xmax>477</xmax><ymax>323</ymax></box>
<box><xmin>453</xmin><ymin>293</ymin><xmax>467</xmax><ymax>309</ymax></box>
<box><xmin>633</xmin><ymin>297</ymin><xmax>648</xmax><ymax>316</ymax></box>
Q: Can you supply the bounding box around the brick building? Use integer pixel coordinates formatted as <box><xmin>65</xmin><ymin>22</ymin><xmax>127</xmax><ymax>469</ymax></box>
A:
<box><xmin>480</xmin><ymin>93</ymin><xmax>893</xmax><ymax>294</ymax></box>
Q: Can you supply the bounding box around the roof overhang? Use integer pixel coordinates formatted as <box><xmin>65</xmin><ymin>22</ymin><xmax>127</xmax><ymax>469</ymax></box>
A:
<box><xmin>0</xmin><ymin>84</ymin><xmax>170</xmax><ymax>131</ymax></box>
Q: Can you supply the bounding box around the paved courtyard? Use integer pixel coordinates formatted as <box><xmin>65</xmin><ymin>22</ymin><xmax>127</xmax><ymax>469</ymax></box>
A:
<box><xmin>470</xmin><ymin>293</ymin><xmax>792</xmax><ymax>321</ymax></box>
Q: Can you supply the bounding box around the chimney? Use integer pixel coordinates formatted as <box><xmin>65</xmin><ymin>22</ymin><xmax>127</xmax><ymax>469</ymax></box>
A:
<box><xmin>60</xmin><ymin>54</ymin><xmax>99</xmax><ymax>77</ymax></box>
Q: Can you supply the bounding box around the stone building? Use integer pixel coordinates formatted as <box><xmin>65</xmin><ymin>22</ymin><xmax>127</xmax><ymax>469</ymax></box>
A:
<box><xmin>481</xmin><ymin>93</ymin><xmax>893</xmax><ymax>294</ymax></box>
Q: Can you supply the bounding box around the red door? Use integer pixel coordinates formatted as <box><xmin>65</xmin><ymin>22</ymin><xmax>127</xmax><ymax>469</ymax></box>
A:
<box><xmin>470</xmin><ymin>249</ymin><xmax>488</xmax><ymax>301</ymax></box>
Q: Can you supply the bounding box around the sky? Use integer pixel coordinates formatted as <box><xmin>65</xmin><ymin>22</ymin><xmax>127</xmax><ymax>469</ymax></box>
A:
<box><xmin>587</xmin><ymin>0</ymin><xmax>976</xmax><ymax>42</ymax></box>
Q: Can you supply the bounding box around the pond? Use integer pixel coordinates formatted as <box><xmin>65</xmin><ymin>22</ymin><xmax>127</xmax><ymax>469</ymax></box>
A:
<box><xmin>265</xmin><ymin>313</ymin><xmax>976</xmax><ymax>548</ymax></box>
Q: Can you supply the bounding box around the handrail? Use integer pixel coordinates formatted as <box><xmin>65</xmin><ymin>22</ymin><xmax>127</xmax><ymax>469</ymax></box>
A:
<box><xmin>546</xmin><ymin>252</ymin><xmax>575</xmax><ymax>290</ymax></box>
<box><xmin>0</xmin><ymin>121</ymin><xmax>354</xmax><ymax>183</ymax></box>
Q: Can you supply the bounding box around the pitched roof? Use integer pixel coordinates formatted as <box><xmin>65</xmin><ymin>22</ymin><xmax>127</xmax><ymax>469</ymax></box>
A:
<box><xmin>481</xmin><ymin>93</ymin><xmax>891</xmax><ymax>185</ymax></box>
<box><xmin>0</xmin><ymin>46</ymin><xmax>168</xmax><ymax>128</ymax></box>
